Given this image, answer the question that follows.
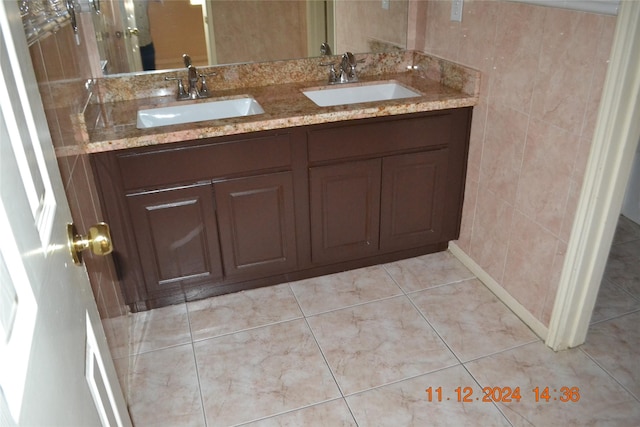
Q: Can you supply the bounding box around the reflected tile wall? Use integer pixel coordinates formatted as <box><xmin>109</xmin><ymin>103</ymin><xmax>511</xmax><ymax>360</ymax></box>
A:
<box><xmin>211</xmin><ymin>0</ymin><xmax>307</xmax><ymax>64</ymax></box>
<box><xmin>335</xmin><ymin>0</ymin><xmax>408</xmax><ymax>54</ymax></box>
<box><xmin>28</xmin><ymin>20</ymin><xmax>128</xmax><ymax>319</ymax></box>
<box><xmin>418</xmin><ymin>0</ymin><xmax>617</xmax><ymax>326</ymax></box>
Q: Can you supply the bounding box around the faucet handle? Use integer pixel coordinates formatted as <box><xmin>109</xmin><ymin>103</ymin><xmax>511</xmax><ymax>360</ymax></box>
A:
<box><xmin>198</xmin><ymin>72</ymin><xmax>217</xmax><ymax>97</ymax></box>
<box><xmin>165</xmin><ymin>76</ymin><xmax>188</xmax><ymax>100</ymax></box>
<box><xmin>199</xmin><ymin>72</ymin><xmax>217</xmax><ymax>79</ymax></box>
<box><xmin>319</xmin><ymin>61</ymin><xmax>339</xmax><ymax>84</ymax></box>
<box><xmin>347</xmin><ymin>64</ymin><xmax>360</xmax><ymax>82</ymax></box>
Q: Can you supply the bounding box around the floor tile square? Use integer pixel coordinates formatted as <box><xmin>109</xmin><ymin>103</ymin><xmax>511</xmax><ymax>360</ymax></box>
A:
<box><xmin>290</xmin><ymin>265</ymin><xmax>402</xmax><ymax>315</ymax></box>
<box><xmin>114</xmin><ymin>344</ymin><xmax>204</xmax><ymax>426</ymax></box>
<box><xmin>604</xmin><ymin>239</ymin><xmax>640</xmax><ymax>298</ymax></box>
<box><xmin>307</xmin><ymin>296</ymin><xmax>458</xmax><ymax>395</ymax></box>
<box><xmin>105</xmin><ymin>303</ymin><xmax>191</xmax><ymax>357</ymax></box>
<box><xmin>346</xmin><ymin>365</ymin><xmax>511</xmax><ymax>426</ymax></box>
<box><xmin>582</xmin><ymin>311</ymin><xmax>640</xmax><ymax>399</ymax></box>
<box><xmin>241</xmin><ymin>399</ymin><xmax>357</xmax><ymax>426</ymax></box>
<box><xmin>187</xmin><ymin>283</ymin><xmax>303</xmax><ymax>341</ymax></box>
<box><xmin>194</xmin><ymin>319</ymin><xmax>340</xmax><ymax>426</ymax></box>
<box><xmin>410</xmin><ymin>278</ymin><xmax>538</xmax><ymax>361</ymax></box>
<box><xmin>384</xmin><ymin>251</ymin><xmax>475</xmax><ymax>292</ymax></box>
<box><xmin>466</xmin><ymin>341</ymin><xmax>640</xmax><ymax>426</ymax></box>
<box><xmin>612</xmin><ymin>215</ymin><xmax>640</xmax><ymax>245</ymax></box>
<box><xmin>591</xmin><ymin>279</ymin><xmax>640</xmax><ymax>324</ymax></box>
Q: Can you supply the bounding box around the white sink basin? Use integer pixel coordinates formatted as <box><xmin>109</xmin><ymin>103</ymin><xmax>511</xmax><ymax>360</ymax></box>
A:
<box><xmin>303</xmin><ymin>81</ymin><xmax>421</xmax><ymax>107</ymax></box>
<box><xmin>136</xmin><ymin>96</ymin><xmax>265</xmax><ymax>129</ymax></box>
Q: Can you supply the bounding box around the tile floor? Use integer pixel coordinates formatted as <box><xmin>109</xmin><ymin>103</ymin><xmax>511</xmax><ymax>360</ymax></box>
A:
<box><xmin>104</xmin><ymin>216</ymin><xmax>640</xmax><ymax>426</ymax></box>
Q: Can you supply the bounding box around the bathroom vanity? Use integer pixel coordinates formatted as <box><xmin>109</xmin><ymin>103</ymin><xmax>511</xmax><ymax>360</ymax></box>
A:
<box><xmin>79</xmin><ymin>51</ymin><xmax>479</xmax><ymax>311</ymax></box>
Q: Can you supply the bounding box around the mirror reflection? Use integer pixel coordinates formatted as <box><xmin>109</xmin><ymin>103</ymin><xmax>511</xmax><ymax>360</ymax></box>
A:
<box><xmin>91</xmin><ymin>0</ymin><xmax>408</xmax><ymax>76</ymax></box>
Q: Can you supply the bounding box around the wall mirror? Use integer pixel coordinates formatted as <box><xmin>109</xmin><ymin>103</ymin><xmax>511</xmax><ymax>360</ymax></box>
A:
<box><xmin>90</xmin><ymin>0</ymin><xmax>408</xmax><ymax>76</ymax></box>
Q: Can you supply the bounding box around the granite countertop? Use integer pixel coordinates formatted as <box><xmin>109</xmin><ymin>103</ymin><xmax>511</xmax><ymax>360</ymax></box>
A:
<box><xmin>58</xmin><ymin>51</ymin><xmax>480</xmax><ymax>156</ymax></box>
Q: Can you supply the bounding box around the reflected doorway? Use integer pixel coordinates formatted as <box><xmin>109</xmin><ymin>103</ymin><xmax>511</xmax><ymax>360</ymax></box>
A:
<box><xmin>94</xmin><ymin>0</ymin><xmax>335</xmax><ymax>75</ymax></box>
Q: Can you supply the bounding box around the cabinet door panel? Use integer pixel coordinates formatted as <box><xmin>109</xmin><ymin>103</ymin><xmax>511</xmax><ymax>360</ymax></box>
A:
<box><xmin>380</xmin><ymin>149</ymin><xmax>449</xmax><ymax>251</ymax></box>
<box><xmin>215</xmin><ymin>172</ymin><xmax>297</xmax><ymax>279</ymax></box>
<box><xmin>310</xmin><ymin>159</ymin><xmax>381</xmax><ymax>264</ymax></box>
<box><xmin>126</xmin><ymin>183</ymin><xmax>223</xmax><ymax>298</ymax></box>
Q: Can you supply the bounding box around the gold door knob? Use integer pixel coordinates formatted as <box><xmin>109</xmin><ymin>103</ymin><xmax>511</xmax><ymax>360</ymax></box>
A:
<box><xmin>67</xmin><ymin>222</ymin><xmax>113</xmax><ymax>265</ymax></box>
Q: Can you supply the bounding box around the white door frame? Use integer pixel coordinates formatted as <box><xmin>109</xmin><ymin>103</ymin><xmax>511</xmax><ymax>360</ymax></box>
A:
<box><xmin>546</xmin><ymin>0</ymin><xmax>640</xmax><ymax>350</ymax></box>
<box><xmin>203</xmin><ymin>0</ymin><xmax>217</xmax><ymax>65</ymax></box>
<box><xmin>307</xmin><ymin>0</ymin><xmax>334</xmax><ymax>57</ymax></box>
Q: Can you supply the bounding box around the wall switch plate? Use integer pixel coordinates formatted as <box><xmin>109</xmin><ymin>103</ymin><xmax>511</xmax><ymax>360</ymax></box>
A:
<box><xmin>382</xmin><ymin>0</ymin><xmax>390</xmax><ymax>10</ymax></box>
<box><xmin>451</xmin><ymin>0</ymin><xmax>463</xmax><ymax>22</ymax></box>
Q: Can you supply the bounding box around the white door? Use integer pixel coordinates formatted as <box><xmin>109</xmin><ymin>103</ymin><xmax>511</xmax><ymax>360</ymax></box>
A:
<box><xmin>0</xmin><ymin>2</ymin><xmax>131</xmax><ymax>426</ymax></box>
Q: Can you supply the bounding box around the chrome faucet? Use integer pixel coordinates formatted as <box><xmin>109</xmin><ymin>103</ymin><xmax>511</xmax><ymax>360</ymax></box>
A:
<box><xmin>339</xmin><ymin>52</ymin><xmax>358</xmax><ymax>83</ymax></box>
<box><xmin>320</xmin><ymin>52</ymin><xmax>361</xmax><ymax>85</ymax></box>
<box><xmin>165</xmin><ymin>53</ymin><xmax>214</xmax><ymax>101</ymax></box>
<box><xmin>320</xmin><ymin>42</ymin><xmax>332</xmax><ymax>56</ymax></box>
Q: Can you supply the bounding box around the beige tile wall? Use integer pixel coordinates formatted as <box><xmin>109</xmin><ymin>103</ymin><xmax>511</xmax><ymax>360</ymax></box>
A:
<box><xmin>416</xmin><ymin>0</ymin><xmax>616</xmax><ymax>326</ymax></box>
<box><xmin>29</xmin><ymin>22</ymin><xmax>128</xmax><ymax>319</ymax></box>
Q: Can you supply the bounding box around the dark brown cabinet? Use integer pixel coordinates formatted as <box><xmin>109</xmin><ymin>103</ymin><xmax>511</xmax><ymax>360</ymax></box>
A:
<box><xmin>214</xmin><ymin>172</ymin><xmax>297</xmax><ymax>280</ymax></box>
<box><xmin>92</xmin><ymin>108</ymin><xmax>472</xmax><ymax>311</ymax></box>
<box><xmin>380</xmin><ymin>149</ymin><xmax>449</xmax><ymax>251</ymax></box>
<box><xmin>126</xmin><ymin>183</ymin><xmax>223</xmax><ymax>301</ymax></box>
<box><xmin>310</xmin><ymin>159</ymin><xmax>382</xmax><ymax>264</ymax></box>
<box><xmin>92</xmin><ymin>130</ymin><xmax>300</xmax><ymax>309</ymax></box>
<box><xmin>306</xmin><ymin>108</ymin><xmax>470</xmax><ymax>268</ymax></box>
<box><xmin>309</xmin><ymin>143</ymin><xmax>451</xmax><ymax>263</ymax></box>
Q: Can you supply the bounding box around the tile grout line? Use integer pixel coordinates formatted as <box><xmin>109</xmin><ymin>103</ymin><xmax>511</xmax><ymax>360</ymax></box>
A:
<box><xmin>297</xmin><ymin>293</ymin><xmax>405</xmax><ymax>319</ymax></box>
<box><xmin>404</xmin><ymin>292</ymin><xmax>465</xmax><ymax>365</ymax></box>
<box><xmin>189</xmin><ymin>315</ymin><xmax>306</xmax><ymax>344</ymax></box>
<box><xmin>579</xmin><ymin>346</ymin><xmax>640</xmax><ymax>404</ymax></box>
<box><xmin>286</xmin><ymin>282</ymin><xmax>363</xmax><ymax>426</ymax></box>
<box><xmin>339</xmin><ymin>363</ymin><xmax>463</xmax><ymax>399</ymax></box>
<box><xmin>460</xmin><ymin>339</ymin><xmax>542</xmax><ymax>365</ymax></box>
<box><xmin>457</xmin><ymin>362</ymin><xmax>515</xmax><ymax>427</ymax></box>
<box><xmin>185</xmin><ymin>301</ymin><xmax>209</xmax><ymax>427</ymax></box>
<box><xmin>381</xmin><ymin>262</ymin><xmax>468</xmax><ymax>365</ymax></box>
<box><xmin>232</xmin><ymin>398</ymin><xmax>350</xmax><ymax>427</ymax></box>
<box><xmin>287</xmin><ymin>283</ymin><xmax>347</xmax><ymax>397</ymax></box>
<box><xmin>589</xmin><ymin>306</ymin><xmax>640</xmax><ymax>326</ymax></box>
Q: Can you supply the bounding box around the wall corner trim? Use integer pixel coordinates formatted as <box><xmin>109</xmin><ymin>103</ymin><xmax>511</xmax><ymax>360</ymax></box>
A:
<box><xmin>448</xmin><ymin>242</ymin><xmax>549</xmax><ymax>341</ymax></box>
<box><xmin>545</xmin><ymin>0</ymin><xmax>640</xmax><ymax>351</ymax></box>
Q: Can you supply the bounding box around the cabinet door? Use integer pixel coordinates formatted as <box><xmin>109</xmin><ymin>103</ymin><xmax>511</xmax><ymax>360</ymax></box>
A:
<box><xmin>126</xmin><ymin>183</ymin><xmax>223</xmax><ymax>300</ymax></box>
<box><xmin>380</xmin><ymin>149</ymin><xmax>449</xmax><ymax>251</ymax></box>
<box><xmin>214</xmin><ymin>172</ymin><xmax>297</xmax><ymax>280</ymax></box>
<box><xmin>309</xmin><ymin>159</ymin><xmax>381</xmax><ymax>264</ymax></box>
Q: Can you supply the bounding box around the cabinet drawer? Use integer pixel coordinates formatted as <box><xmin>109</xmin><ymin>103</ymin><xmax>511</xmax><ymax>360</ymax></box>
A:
<box><xmin>117</xmin><ymin>133</ymin><xmax>292</xmax><ymax>191</ymax></box>
<box><xmin>307</xmin><ymin>111</ymin><xmax>453</xmax><ymax>163</ymax></box>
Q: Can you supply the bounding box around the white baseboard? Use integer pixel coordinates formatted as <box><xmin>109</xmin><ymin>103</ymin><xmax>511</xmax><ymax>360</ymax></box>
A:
<box><xmin>448</xmin><ymin>242</ymin><xmax>549</xmax><ymax>341</ymax></box>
